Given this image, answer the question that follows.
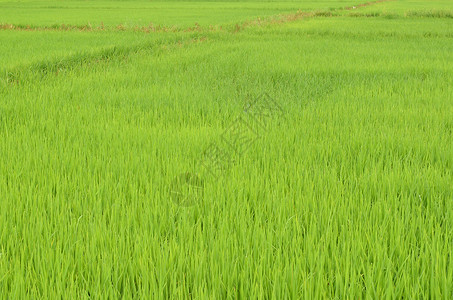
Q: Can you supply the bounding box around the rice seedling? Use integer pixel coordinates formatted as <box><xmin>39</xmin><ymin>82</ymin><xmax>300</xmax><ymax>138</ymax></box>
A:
<box><xmin>0</xmin><ymin>0</ymin><xmax>452</xmax><ymax>298</ymax></box>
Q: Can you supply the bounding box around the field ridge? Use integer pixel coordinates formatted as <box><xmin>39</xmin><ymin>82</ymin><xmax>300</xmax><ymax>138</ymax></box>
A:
<box><xmin>0</xmin><ymin>0</ymin><xmax>397</xmax><ymax>86</ymax></box>
<box><xmin>0</xmin><ymin>35</ymin><xmax>208</xmax><ymax>87</ymax></box>
<box><xmin>0</xmin><ymin>0</ymin><xmax>393</xmax><ymax>32</ymax></box>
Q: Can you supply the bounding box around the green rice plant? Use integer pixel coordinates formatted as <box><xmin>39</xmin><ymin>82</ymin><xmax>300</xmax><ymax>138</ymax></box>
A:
<box><xmin>406</xmin><ymin>9</ymin><xmax>453</xmax><ymax>18</ymax></box>
<box><xmin>0</xmin><ymin>0</ymin><xmax>452</xmax><ymax>298</ymax></box>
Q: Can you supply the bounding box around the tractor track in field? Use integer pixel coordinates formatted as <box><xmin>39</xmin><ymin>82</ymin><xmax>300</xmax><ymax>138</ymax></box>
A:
<box><xmin>0</xmin><ymin>0</ymin><xmax>394</xmax><ymax>33</ymax></box>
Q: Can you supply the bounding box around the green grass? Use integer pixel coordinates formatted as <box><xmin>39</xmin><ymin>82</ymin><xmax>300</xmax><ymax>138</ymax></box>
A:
<box><xmin>0</xmin><ymin>0</ymin><xmax>366</xmax><ymax>28</ymax></box>
<box><xmin>0</xmin><ymin>30</ymin><xmax>160</xmax><ymax>70</ymax></box>
<box><xmin>350</xmin><ymin>0</ymin><xmax>453</xmax><ymax>18</ymax></box>
<box><xmin>0</xmin><ymin>0</ymin><xmax>452</xmax><ymax>298</ymax></box>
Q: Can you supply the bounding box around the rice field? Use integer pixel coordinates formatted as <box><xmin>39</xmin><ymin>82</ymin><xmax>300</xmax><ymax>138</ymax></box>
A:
<box><xmin>0</xmin><ymin>0</ymin><xmax>452</xmax><ymax>298</ymax></box>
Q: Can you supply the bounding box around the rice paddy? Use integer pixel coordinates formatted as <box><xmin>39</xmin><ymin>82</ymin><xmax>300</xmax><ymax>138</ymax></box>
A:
<box><xmin>0</xmin><ymin>0</ymin><xmax>452</xmax><ymax>298</ymax></box>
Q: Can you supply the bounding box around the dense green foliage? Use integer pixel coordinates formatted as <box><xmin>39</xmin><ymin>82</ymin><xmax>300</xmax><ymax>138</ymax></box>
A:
<box><xmin>0</xmin><ymin>0</ymin><xmax>344</xmax><ymax>27</ymax></box>
<box><xmin>0</xmin><ymin>0</ymin><xmax>452</xmax><ymax>298</ymax></box>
